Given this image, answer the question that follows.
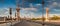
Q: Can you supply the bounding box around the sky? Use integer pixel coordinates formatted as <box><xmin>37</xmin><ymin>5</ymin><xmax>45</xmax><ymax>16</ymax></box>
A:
<box><xmin>0</xmin><ymin>0</ymin><xmax>60</xmax><ymax>18</ymax></box>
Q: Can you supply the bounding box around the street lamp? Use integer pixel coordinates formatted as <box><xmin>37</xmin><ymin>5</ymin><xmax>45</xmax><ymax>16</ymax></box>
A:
<box><xmin>9</xmin><ymin>8</ymin><xmax>13</xmax><ymax>26</ymax></box>
<box><xmin>42</xmin><ymin>0</ymin><xmax>45</xmax><ymax>26</ymax></box>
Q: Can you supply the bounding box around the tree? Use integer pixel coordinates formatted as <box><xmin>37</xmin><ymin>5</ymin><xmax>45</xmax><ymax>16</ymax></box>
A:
<box><xmin>51</xmin><ymin>15</ymin><xmax>60</xmax><ymax>20</ymax></box>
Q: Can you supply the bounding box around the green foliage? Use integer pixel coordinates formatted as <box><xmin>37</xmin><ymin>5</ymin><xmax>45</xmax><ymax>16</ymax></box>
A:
<box><xmin>31</xmin><ymin>15</ymin><xmax>60</xmax><ymax>20</ymax></box>
<box><xmin>31</xmin><ymin>18</ymin><xmax>45</xmax><ymax>20</ymax></box>
<box><xmin>50</xmin><ymin>15</ymin><xmax>60</xmax><ymax>20</ymax></box>
<box><xmin>31</xmin><ymin>18</ymin><xmax>41</xmax><ymax>20</ymax></box>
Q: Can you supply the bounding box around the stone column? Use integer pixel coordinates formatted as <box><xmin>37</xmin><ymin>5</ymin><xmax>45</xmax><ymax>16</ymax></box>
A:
<box><xmin>16</xmin><ymin>8</ymin><xmax>20</xmax><ymax>21</ymax></box>
<box><xmin>45</xmin><ymin>7</ymin><xmax>49</xmax><ymax>21</ymax></box>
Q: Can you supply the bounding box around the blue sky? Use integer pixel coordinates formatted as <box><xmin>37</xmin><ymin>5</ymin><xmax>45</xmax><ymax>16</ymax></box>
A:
<box><xmin>0</xmin><ymin>0</ymin><xmax>60</xmax><ymax>18</ymax></box>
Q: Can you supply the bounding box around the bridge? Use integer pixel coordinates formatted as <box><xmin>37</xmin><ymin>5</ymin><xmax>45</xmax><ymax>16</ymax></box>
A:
<box><xmin>11</xmin><ymin>20</ymin><xmax>60</xmax><ymax>26</ymax></box>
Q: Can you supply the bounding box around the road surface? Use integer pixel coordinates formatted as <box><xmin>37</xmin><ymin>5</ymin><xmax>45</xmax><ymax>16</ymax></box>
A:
<box><xmin>0</xmin><ymin>20</ymin><xmax>60</xmax><ymax>26</ymax></box>
<box><xmin>13</xmin><ymin>20</ymin><xmax>43</xmax><ymax>26</ymax></box>
<box><xmin>12</xmin><ymin>20</ymin><xmax>60</xmax><ymax>26</ymax></box>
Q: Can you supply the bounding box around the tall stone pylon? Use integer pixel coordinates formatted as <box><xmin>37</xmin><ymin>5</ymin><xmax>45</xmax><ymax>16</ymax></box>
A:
<box><xmin>16</xmin><ymin>8</ymin><xmax>20</xmax><ymax>21</ymax></box>
<box><xmin>45</xmin><ymin>7</ymin><xmax>49</xmax><ymax>21</ymax></box>
<box><xmin>16</xmin><ymin>0</ymin><xmax>20</xmax><ymax>21</ymax></box>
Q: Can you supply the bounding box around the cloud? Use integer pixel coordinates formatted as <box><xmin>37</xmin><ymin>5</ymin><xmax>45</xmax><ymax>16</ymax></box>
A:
<box><xmin>53</xmin><ymin>9</ymin><xmax>60</xmax><ymax>11</ymax></box>
<box><xmin>20</xmin><ymin>11</ymin><xmax>41</xmax><ymax>18</ymax></box>
<box><xmin>0</xmin><ymin>8</ymin><xmax>8</xmax><ymax>16</ymax></box>
<box><xmin>21</xmin><ymin>3</ymin><xmax>38</xmax><ymax>11</ymax></box>
<box><xmin>20</xmin><ymin>7</ymin><xmax>38</xmax><ymax>18</ymax></box>
<box><xmin>49</xmin><ymin>14</ymin><xmax>60</xmax><ymax>17</ymax></box>
<box><xmin>36</xmin><ymin>4</ymin><xmax>41</xmax><ymax>6</ymax></box>
<box><xmin>52</xmin><ymin>2</ymin><xmax>58</xmax><ymax>7</ymax></box>
<box><xmin>48</xmin><ymin>1</ymin><xmax>60</xmax><ymax>13</ymax></box>
<box><xmin>0</xmin><ymin>8</ymin><xmax>16</xmax><ymax>17</ymax></box>
<box><xmin>20</xmin><ymin>3</ymin><xmax>42</xmax><ymax>18</ymax></box>
<box><xmin>48</xmin><ymin>1</ymin><xmax>60</xmax><ymax>9</ymax></box>
<box><xmin>24</xmin><ymin>0</ymin><xmax>41</xmax><ymax>4</ymax></box>
<box><xmin>21</xmin><ymin>8</ymin><xmax>37</xmax><ymax>11</ymax></box>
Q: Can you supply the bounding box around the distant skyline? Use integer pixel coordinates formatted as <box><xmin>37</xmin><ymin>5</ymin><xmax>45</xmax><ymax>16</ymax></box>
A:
<box><xmin>0</xmin><ymin>0</ymin><xmax>60</xmax><ymax>18</ymax></box>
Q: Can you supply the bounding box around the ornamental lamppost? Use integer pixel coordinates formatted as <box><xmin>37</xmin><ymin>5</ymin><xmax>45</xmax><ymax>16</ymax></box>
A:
<box><xmin>42</xmin><ymin>0</ymin><xmax>45</xmax><ymax>26</ymax></box>
<box><xmin>9</xmin><ymin>8</ymin><xmax>12</xmax><ymax>26</ymax></box>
